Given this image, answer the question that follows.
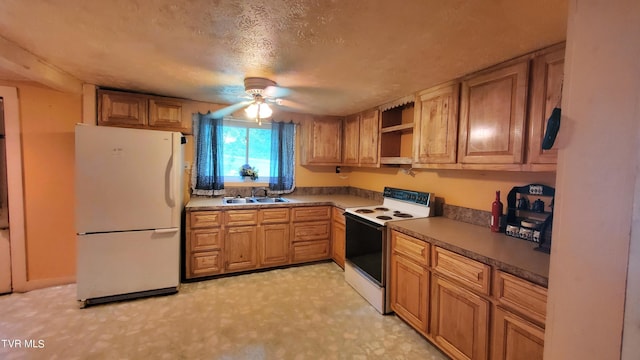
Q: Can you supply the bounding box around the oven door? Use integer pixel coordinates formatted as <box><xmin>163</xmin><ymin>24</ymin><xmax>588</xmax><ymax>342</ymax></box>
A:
<box><xmin>344</xmin><ymin>213</ymin><xmax>386</xmax><ymax>287</ymax></box>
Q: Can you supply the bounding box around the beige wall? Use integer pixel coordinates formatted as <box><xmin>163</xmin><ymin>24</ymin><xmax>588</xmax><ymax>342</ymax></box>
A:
<box><xmin>0</xmin><ymin>80</ymin><xmax>81</xmax><ymax>282</ymax></box>
<box><xmin>544</xmin><ymin>0</ymin><xmax>640</xmax><ymax>358</ymax></box>
<box><xmin>348</xmin><ymin>167</ymin><xmax>555</xmax><ymax>211</ymax></box>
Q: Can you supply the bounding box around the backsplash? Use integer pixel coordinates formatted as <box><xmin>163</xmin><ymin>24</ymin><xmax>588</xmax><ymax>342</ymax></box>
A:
<box><xmin>443</xmin><ymin>204</ymin><xmax>491</xmax><ymax>227</ymax></box>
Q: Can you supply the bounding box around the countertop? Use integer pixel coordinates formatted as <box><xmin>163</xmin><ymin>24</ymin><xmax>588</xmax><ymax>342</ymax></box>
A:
<box><xmin>388</xmin><ymin>217</ymin><xmax>550</xmax><ymax>287</ymax></box>
<box><xmin>186</xmin><ymin>194</ymin><xmax>380</xmax><ymax>211</ymax></box>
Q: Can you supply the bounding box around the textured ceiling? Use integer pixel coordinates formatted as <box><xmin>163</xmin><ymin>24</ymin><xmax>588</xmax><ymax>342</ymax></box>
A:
<box><xmin>0</xmin><ymin>0</ymin><xmax>568</xmax><ymax>116</ymax></box>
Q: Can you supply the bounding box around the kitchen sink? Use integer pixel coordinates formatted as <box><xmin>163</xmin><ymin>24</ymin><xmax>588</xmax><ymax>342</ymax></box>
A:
<box><xmin>223</xmin><ymin>197</ymin><xmax>288</xmax><ymax>204</ymax></box>
<box><xmin>253</xmin><ymin>197</ymin><xmax>289</xmax><ymax>203</ymax></box>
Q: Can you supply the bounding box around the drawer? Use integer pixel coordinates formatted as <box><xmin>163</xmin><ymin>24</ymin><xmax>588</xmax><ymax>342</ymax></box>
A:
<box><xmin>225</xmin><ymin>210</ymin><xmax>258</xmax><ymax>226</ymax></box>
<box><xmin>291</xmin><ymin>240</ymin><xmax>330</xmax><ymax>263</ymax></box>
<box><xmin>432</xmin><ymin>247</ymin><xmax>491</xmax><ymax>295</ymax></box>
<box><xmin>292</xmin><ymin>206</ymin><xmax>331</xmax><ymax>222</ymax></box>
<box><xmin>258</xmin><ymin>208</ymin><xmax>290</xmax><ymax>224</ymax></box>
<box><xmin>190</xmin><ymin>228</ymin><xmax>222</xmax><ymax>251</ymax></box>
<box><xmin>332</xmin><ymin>207</ymin><xmax>345</xmax><ymax>225</ymax></box>
<box><xmin>291</xmin><ymin>221</ymin><xmax>331</xmax><ymax>242</ymax></box>
<box><xmin>189</xmin><ymin>250</ymin><xmax>222</xmax><ymax>277</ymax></box>
<box><xmin>391</xmin><ymin>230</ymin><xmax>429</xmax><ymax>266</ymax></box>
<box><xmin>189</xmin><ymin>211</ymin><xmax>221</xmax><ymax>228</ymax></box>
<box><xmin>494</xmin><ymin>270</ymin><xmax>548</xmax><ymax>325</ymax></box>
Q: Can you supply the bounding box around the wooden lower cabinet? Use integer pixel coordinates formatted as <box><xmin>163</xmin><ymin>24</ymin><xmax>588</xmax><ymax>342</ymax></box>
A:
<box><xmin>259</xmin><ymin>224</ymin><xmax>289</xmax><ymax>267</ymax></box>
<box><xmin>190</xmin><ymin>251</ymin><xmax>222</xmax><ymax>276</ymax></box>
<box><xmin>186</xmin><ymin>211</ymin><xmax>223</xmax><ymax>279</ymax></box>
<box><xmin>291</xmin><ymin>206</ymin><xmax>331</xmax><ymax>264</ymax></box>
<box><xmin>431</xmin><ymin>275</ymin><xmax>490</xmax><ymax>360</ymax></box>
<box><xmin>390</xmin><ymin>253</ymin><xmax>429</xmax><ymax>334</ymax></box>
<box><xmin>331</xmin><ymin>207</ymin><xmax>346</xmax><ymax>268</ymax></box>
<box><xmin>225</xmin><ymin>226</ymin><xmax>258</xmax><ymax>272</ymax></box>
<box><xmin>292</xmin><ymin>240</ymin><xmax>330</xmax><ymax>262</ymax></box>
<box><xmin>492</xmin><ymin>307</ymin><xmax>545</xmax><ymax>360</ymax></box>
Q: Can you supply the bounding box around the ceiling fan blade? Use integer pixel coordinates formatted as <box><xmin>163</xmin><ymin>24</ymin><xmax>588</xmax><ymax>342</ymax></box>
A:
<box><xmin>210</xmin><ymin>100</ymin><xmax>253</xmax><ymax>118</ymax></box>
<box><xmin>264</xmin><ymin>85</ymin><xmax>291</xmax><ymax>98</ymax></box>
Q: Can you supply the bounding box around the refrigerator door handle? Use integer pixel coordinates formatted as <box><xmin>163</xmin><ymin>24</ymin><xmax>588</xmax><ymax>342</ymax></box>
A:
<box><xmin>165</xmin><ymin>152</ymin><xmax>175</xmax><ymax>208</ymax></box>
<box><xmin>154</xmin><ymin>228</ymin><xmax>179</xmax><ymax>234</ymax></box>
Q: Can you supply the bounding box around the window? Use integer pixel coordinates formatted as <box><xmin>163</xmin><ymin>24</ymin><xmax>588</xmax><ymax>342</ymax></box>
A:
<box><xmin>192</xmin><ymin>114</ymin><xmax>296</xmax><ymax>195</ymax></box>
<box><xmin>222</xmin><ymin>119</ymin><xmax>271</xmax><ymax>182</ymax></box>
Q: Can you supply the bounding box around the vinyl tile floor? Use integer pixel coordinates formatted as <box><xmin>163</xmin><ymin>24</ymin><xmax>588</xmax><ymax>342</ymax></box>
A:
<box><xmin>0</xmin><ymin>262</ymin><xmax>448</xmax><ymax>359</ymax></box>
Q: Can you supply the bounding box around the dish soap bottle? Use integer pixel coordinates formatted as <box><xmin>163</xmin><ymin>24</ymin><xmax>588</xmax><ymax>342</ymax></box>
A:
<box><xmin>491</xmin><ymin>190</ymin><xmax>503</xmax><ymax>232</ymax></box>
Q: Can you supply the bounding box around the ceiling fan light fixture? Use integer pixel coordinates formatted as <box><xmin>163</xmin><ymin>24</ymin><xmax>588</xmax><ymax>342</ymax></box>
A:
<box><xmin>244</xmin><ymin>102</ymin><xmax>273</xmax><ymax>120</ymax></box>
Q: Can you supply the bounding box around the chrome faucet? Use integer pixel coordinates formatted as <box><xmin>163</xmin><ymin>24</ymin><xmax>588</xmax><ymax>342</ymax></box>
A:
<box><xmin>251</xmin><ymin>187</ymin><xmax>268</xmax><ymax>198</ymax></box>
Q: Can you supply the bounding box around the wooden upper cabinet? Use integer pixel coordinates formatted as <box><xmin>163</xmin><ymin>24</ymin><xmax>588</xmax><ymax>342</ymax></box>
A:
<box><xmin>342</xmin><ymin>114</ymin><xmax>360</xmax><ymax>165</ymax></box>
<box><xmin>527</xmin><ymin>45</ymin><xmax>565</xmax><ymax>166</ymax></box>
<box><xmin>358</xmin><ymin>109</ymin><xmax>380</xmax><ymax>166</ymax></box>
<box><xmin>98</xmin><ymin>90</ymin><xmax>148</xmax><ymax>128</ymax></box>
<box><xmin>458</xmin><ymin>60</ymin><xmax>529</xmax><ymax>164</ymax></box>
<box><xmin>413</xmin><ymin>82</ymin><xmax>460</xmax><ymax>165</ymax></box>
<box><xmin>97</xmin><ymin>89</ymin><xmax>192</xmax><ymax>134</ymax></box>
<box><xmin>300</xmin><ymin>115</ymin><xmax>343</xmax><ymax>165</ymax></box>
<box><xmin>149</xmin><ymin>97</ymin><xmax>190</xmax><ymax>133</ymax></box>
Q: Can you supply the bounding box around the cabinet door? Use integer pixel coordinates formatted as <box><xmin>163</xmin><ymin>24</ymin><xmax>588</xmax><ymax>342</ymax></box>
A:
<box><xmin>301</xmin><ymin>116</ymin><xmax>343</xmax><ymax>165</ymax></box>
<box><xmin>342</xmin><ymin>114</ymin><xmax>360</xmax><ymax>165</ymax></box>
<box><xmin>431</xmin><ymin>275</ymin><xmax>490</xmax><ymax>360</ymax></box>
<box><xmin>291</xmin><ymin>240</ymin><xmax>330</xmax><ymax>263</ymax></box>
<box><xmin>331</xmin><ymin>219</ymin><xmax>346</xmax><ymax>268</ymax></box>
<box><xmin>149</xmin><ymin>97</ymin><xmax>190</xmax><ymax>133</ymax></box>
<box><xmin>225</xmin><ymin>210</ymin><xmax>259</xmax><ymax>226</ymax></box>
<box><xmin>98</xmin><ymin>90</ymin><xmax>148</xmax><ymax>128</ymax></box>
<box><xmin>414</xmin><ymin>82</ymin><xmax>459</xmax><ymax>164</ymax></box>
<box><xmin>390</xmin><ymin>253</ymin><xmax>429</xmax><ymax>334</ymax></box>
<box><xmin>189</xmin><ymin>251</ymin><xmax>222</xmax><ymax>277</ymax></box>
<box><xmin>225</xmin><ymin>226</ymin><xmax>257</xmax><ymax>272</ymax></box>
<box><xmin>258</xmin><ymin>208</ymin><xmax>290</xmax><ymax>224</ymax></box>
<box><xmin>190</xmin><ymin>228</ymin><xmax>222</xmax><ymax>252</ymax></box>
<box><xmin>527</xmin><ymin>46</ymin><xmax>564</xmax><ymax>165</ymax></box>
<box><xmin>458</xmin><ymin>61</ymin><xmax>529</xmax><ymax>164</ymax></box>
<box><xmin>359</xmin><ymin>109</ymin><xmax>380</xmax><ymax>166</ymax></box>
<box><xmin>291</xmin><ymin>206</ymin><xmax>331</xmax><ymax>222</ymax></box>
<box><xmin>492</xmin><ymin>307</ymin><xmax>545</xmax><ymax>360</ymax></box>
<box><xmin>291</xmin><ymin>221</ymin><xmax>331</xmax><ymax>242</ymax></box>
<box><xmin>259</xmin><ymin>224</ymin><xmax>289</xmax><ymax>267</ymax></box>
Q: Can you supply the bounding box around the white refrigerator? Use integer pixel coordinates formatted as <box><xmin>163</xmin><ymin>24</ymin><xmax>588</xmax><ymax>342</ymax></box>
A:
<box><xmin>75</xmin><ymin>124</ymin><xmax>183</xmax><ymax>306</ymax></box>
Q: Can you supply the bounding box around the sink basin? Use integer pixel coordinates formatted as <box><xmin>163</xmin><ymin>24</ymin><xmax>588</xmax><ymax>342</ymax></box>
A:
<box><xmin>223</xmin><ymin>197</ymin><xmax>288</xmax><ymax>204</ymax></box>
<box><xmin>254</xmin><ymin>197</ymin><xmax>289</xmax><ymax>203</ymax></box>
<box><xmin>223</xmin><ymin>197</ymin><xmax>256</xmax><ymax>204</ymax></box>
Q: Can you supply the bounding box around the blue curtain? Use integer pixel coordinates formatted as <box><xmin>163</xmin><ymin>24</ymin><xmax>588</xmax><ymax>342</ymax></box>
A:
<box><xmin>192</xmin><ymin>113</ymin><xmax>225</xmax><ymax>195</ymax></box>
<box><xmin>269</xmin><ymin>121</ymin><xmax>295</xmax><ymax>193</ymax></box>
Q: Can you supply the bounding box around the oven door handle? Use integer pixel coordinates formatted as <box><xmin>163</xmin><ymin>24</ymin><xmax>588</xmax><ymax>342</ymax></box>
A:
<box><xmin>344</xmin><ymin>212</ymin><xmax>386</xmax><ymax>231</ymax></box>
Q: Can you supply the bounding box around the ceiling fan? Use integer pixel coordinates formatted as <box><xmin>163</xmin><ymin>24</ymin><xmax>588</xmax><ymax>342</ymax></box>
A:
<box><xmin>211</xmin><ymin>77</ymin><xmax>291</xmax><ymax>124</ymax></box>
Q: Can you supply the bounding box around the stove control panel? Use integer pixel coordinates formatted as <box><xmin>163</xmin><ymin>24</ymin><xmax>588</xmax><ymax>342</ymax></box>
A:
<box><xmin>383</xmin><ymin>187</ymin><xmax>431</xmax><ymax>205</ymax></box>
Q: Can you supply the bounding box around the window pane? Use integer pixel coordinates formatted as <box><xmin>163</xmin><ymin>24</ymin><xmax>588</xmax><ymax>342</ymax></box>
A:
<box><xmin>248</xmin><ymin>128</ymin><xmax>271</xmax><ymax>178</ymax></box>
<box><xmin>222</xmin><ymin>126</ymin><xmax>247</xmax><ymax>177</ymax></box>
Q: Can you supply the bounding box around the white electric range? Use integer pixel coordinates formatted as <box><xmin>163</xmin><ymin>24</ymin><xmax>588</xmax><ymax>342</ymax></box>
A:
<box><xmin>343</xmin><ymin>187</ymin><xmax>435</xmax><ymax>314</ymax></box>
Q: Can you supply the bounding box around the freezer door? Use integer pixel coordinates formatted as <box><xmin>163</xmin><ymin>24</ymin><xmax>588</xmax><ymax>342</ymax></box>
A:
<box><xmin>75</xmin><ymin>125</ymin><xmax>181</xmax><ymax>233</ymax></box>
<box><xmin>77</xmin><ymin>229</ymin><xmax>179</xmax><ymax>301</ymax></box>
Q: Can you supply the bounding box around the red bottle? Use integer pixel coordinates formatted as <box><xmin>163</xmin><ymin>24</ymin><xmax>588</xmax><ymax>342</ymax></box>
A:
<box><xmin>491</xmin><ymin>190</ymin><xmax>503</xmax><ymax>232</ymax></box>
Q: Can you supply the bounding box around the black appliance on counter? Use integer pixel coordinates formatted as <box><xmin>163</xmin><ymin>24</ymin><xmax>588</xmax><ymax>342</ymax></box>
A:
<box><xmin>505</xmin><ymin>184</ymin><xmax>555</xmax><ymax>253</ymax></box>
